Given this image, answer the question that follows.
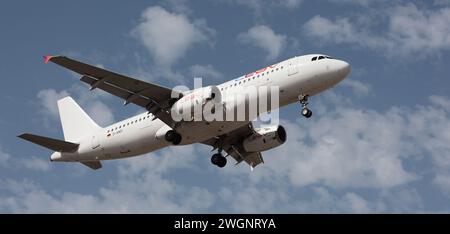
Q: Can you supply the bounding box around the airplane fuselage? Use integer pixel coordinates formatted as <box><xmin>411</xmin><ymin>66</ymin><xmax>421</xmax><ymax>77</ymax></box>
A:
<box><xmin>50</xmin><ymin>54</ymin><xmax>350</xmax><ymax>163</ymax></box>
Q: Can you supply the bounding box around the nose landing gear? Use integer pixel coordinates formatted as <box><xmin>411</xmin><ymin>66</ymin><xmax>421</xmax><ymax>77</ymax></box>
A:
<box><xmin>298</xmin><ymin>94</ymin><xmax>312</xmax><ymax>118</ymax></box>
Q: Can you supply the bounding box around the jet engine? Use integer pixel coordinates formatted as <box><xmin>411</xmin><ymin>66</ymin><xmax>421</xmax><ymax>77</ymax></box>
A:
<box><xmin>242</xmin><ymin>125</ymin><xmax>287</xmax><ymax>153</ymax></box>
<box><xmin>171</xmin><ymin>86</ymin><xmax>222</xmax><ymax>118</ymax></box>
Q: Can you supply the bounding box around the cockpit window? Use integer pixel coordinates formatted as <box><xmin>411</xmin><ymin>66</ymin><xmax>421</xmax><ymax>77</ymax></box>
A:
<box><xmin>312</xmin><ymin>55</ymin><xmax>333</xmax><ymax>62</ymax></box>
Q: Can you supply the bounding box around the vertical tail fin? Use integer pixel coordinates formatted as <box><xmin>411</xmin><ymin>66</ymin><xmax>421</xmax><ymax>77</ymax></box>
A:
<box><xmin>57</xmin><ymin>97</ymin><xmax>100</xmax><ymax>141</ymax></box>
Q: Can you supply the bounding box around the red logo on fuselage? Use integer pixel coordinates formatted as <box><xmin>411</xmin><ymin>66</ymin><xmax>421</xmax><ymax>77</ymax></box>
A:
<box><xmin>245</xmin><ymin>64</ymin><xmax>278</xmax><ymax>78</ymax></box>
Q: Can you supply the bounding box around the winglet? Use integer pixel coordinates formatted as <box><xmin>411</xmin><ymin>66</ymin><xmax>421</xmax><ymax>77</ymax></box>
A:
<box><xmin>43</xmin><ymin>55</ymin><xmax>54</xmax><ymax>64</ymax></box>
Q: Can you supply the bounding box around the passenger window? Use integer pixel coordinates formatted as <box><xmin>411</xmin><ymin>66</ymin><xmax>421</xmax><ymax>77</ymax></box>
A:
<box><xmin>319</xmin><ymin>56</ymin><xmax>325</xmax><ymax>60</ymax></box>
<box><xmin>312</xmin><ymin>57</ymin><xmax>317</xmax><ymax>61</ymax></box>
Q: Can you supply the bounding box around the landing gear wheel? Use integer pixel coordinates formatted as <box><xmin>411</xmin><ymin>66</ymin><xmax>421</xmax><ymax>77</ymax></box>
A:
<box><xmin>165</xmin><ymin>130</ymin><xmax>182</xmax><ymax>145</ymax></box>
<box><xmin>211</xmin><ymin>153</ymin><xmax>227</xmax><ymax>168</ymax></box>
<box><xmin>298</xmin><ymin>94</ymin><xmax>312</xmax><ymax>118</ymax></box>
<box><xmin>172</xmin><ymin>133</ymin><xmax>182</xmax><ymax>145</ymax></box>
<box><xmin>216</xmin><ymin>156</ymin><xmax>227</xmax><ymax>168</ymax></box>
<box><xmin>211</xmin><ymin>153</ymin><xmax>221</xmax><ymax>165</ymax></box>
<box><xmin>301</xmin><ymin>108</ymin><xmax>312</xmax><ymax>118</ymax></box>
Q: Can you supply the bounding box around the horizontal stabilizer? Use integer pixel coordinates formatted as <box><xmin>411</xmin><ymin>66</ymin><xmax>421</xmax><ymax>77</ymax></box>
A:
<box><xmin>18</xmin><ymin>133</ymin><xmax>79</xmax><ymax>152</ymax></box>
<box><xmin>81</xmin><ymin>161</ymin><xmax>102</xmax><ymax>170</ymax></box>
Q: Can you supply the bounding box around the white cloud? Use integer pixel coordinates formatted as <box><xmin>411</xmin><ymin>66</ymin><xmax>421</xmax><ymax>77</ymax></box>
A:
<box><xmin>341</xmin><ymin>79</ymin><xmax>371</xmax><ymax>96</ymax></box>
<box><xmin>326</xmin><ymin>0</ymin><xmax>385</xmax><ymax>7</ymax></box>
<box><xmin>131</xmin><ymin>6</ymin><xmax>215</xmax><ymax>67</ymax></box>
<box><xmin>166</xmin><ymin>0</ymin><xmax>193</xmax><ymax>14</ymax></box>
<box><xmin>223</xmin><ymin>95</ymin><xmax>450</xmax><ymax>193</ymax></box>
<box><xmin>0</xmin><ymin>145</ymin><xmax>50</xmax><ymax>172</ymax></box>
<box><xmin>429</xmin><ymin>95</ymin><xmax>450</xmax><ymax>111</ymax></box>
<box><xmin>0</xmin><ymin>145</ymin><xmax>215</xmax><ymax>213</ymax></box>
<box><xmin>262</xmin><ymin>110</ymin><xmax>418</xmax><ymax>189</ymax></box>
<box><xmin>433</xmin><ymin>174</ymin><xmax>450</xmax><ymax>195</ymax></box>
<box><xmin>340</xmin><ymin>193</ymin><xmax>371</xmax><ymax>213</ymax></box>
<box><xmin>434</xmin><ymin>0</ymin><xmax>450</xmax><ymax>6</ymax></box>
<box><xmin>225</xmin><ymin>0</ymin><xmax>303</xmax><ymax>18</ymax></box>
<box><xmin>0</xmin><ymin>147</ymin><xmax>11</xmax><ymax>167</ymax></box>
<box><xmin>37</xmin><ymin>89</ymin><xmax>70</xmax><ymax>120</ymax></box>
<box><xmin>189</xmin><ymin>64</ymin><xmax>223</xmax><ymax>80</ymax></box>
<box><xmin>36</xmin><ymin>87</ymin><xmax>115</xmax><ymax>128</ymax></box>
<box><xmin>18</xmin><ymin>156</ymin><xmax>51</xmax><ymax>172</ymax></box>
<box><xmin>219</xmin><ymin>185</ymin><xmax>290</xmax><ymax>213</ymax></box>
<box><xmin>86</xmin><ymin>101</ymin><xmax>115</xmax><ymax>127</ymax></box>
<box><xmin>303</xmin><ymin>3</ymin><xmax>450</xmax><ymax>57</ymax></box>
<box><xmin>238</xmin><ymin>25</ymin><xmax>287</xmax><ymax>60</ymax></box>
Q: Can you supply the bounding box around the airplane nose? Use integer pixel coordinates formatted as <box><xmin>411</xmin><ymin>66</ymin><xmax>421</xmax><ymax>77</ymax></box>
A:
<box><xmin>336</xmin><ymin>60</ymin><xmax>351</xmax><ymax>77</ymax></box>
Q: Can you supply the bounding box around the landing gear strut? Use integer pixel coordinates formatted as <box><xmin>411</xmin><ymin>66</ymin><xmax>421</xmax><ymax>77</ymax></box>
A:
<box><xmin>165</xmin><ymin>130</ymin><xmax>182</xmax><ymax>145</ymax></box>
<box><xmin>211</xmin><ymin>149</ymin><xmax>227</xmax><ymax>168</ymax></box>
<box><xmin>298</xmin><ymin>94</ymin><xmax>312</xmax><ymax>118</ymax></box>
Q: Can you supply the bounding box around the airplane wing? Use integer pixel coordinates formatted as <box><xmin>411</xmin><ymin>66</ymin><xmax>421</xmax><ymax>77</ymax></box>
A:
<box><xmin>44</xmin><ymin>56</ymin><xmax>183</xmax><ymax>127</ymax></box>
<box><xmin>202</xmin><ymin>122</ymin><xmax>264</xmax><ymax>169</ymax></box>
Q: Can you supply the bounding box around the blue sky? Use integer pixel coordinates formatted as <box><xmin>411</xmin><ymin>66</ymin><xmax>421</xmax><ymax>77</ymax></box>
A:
<box><xmin>1</xmin><ymin>0</ymin><xmax>450</xmax><ymax>213</ymax></box>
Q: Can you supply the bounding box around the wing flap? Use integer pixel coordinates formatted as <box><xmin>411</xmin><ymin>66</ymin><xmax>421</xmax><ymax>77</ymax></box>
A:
<box><xmin>81</xmin><ymin>161</ymin><xmax>102</xmax><ymax>170</ymax></box>
<box><xmin>80</xmin><ymin>75</ymin><xmax>150</xmax><ymax>107</ymax></box>
<box><xmin>18</xmin><ymin>133</ymin><xmax>79</xmax><ymax>152</ymax></box>
<box><xmin>243</xmin><ymin>152</ymin><xmax>264</xmax><ymax>167</ymax></box>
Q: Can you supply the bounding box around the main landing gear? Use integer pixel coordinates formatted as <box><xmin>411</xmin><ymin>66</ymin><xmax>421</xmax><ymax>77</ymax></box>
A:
<box><xmin>211</xmin><ymin>149</ymin><xmax>227</xmax><ymax>168</ymax></box>
<box><xmin>299</xmin><ymin>94</ymin><xmax>312</xmax><ymax>118</ymax></box>
<box><xmin>165</xmin><ymin>130</ymin><xmax>182</xmax><ymax>145</ymax></box>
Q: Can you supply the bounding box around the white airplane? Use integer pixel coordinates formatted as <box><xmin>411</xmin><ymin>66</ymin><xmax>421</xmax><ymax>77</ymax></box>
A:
<box><xmin>19</xmin><ymin>54</ymin><xmax>350</xmax><ymax>170</ymax></box>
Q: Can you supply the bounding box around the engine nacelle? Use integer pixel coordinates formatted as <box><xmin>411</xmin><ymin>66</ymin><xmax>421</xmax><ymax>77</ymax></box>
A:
<box><xmin>171</xmin><ymin>86</ymin><xmax>222</xmax><ymax>118</ymax></box>
<box><xmin>242</xmin><ymin>125</ymin><xmax>287</xmax><ymax>153</ymax></box>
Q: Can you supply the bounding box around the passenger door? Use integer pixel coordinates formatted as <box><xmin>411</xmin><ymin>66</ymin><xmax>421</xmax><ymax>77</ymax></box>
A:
<box><xmin>288</xmin><ymin>57</ymin><xmax>299</xmax><ymax>76</ymax></box>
